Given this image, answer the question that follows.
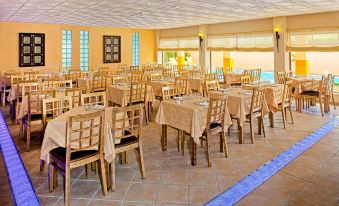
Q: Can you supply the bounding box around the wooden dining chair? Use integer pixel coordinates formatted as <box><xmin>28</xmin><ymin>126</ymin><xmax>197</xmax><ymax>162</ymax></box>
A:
<box><xmin>81</xmin><ymin>91</ymin><xmax>107</xmax><ymax>107</ymax></box>
<box><xmin>107</xmin><ymin>104</ymin><xmax>146</xmax><ymax>191</ymax></box>
<box><xmin>48</xmin><ymin>110</ymin><xmax>108</xmax><ymax>206</ymax></box>
<box><xmin>200</xmin><ymin>94</ymin><xmax>229</xmax><ymax>167</ymax></box>
<box><xmin>300</xmin><ymin>76</ymin><xmax>326</xmax><ymax>116</ymax></box>
<box><xmin>65</xmin><ymin>87</ymin><xmax>87</xmax><ymax>108</ymax></box>
<box><xmin>277</xmin><ymin>71</ymin><xmax>287</xmax><ymax>84</ymax></box>
<box><xmin>24</xmin><ymin>89</ymin><xmax>56</xmax><ymax>151</ymax></box>
<box><xmin>161</xmin><ymin>86</ymin><xmax>177</xmax><ymax>101</ymax></box>
<box><xmin>42</xmin><ymin>97</ymin><xmax>73</xmax><ymax>130</ymax></box>
<box><xmin>205</xmin><ymin>80</ymin><xmax>220</xmax><ymax>96</ymax></box>
<box><xmin>240</xmin><ymin>75</ymin><xmax>251</xmax><ymax>85</ymax></box>
<box><xmin>53</xmin><ymin>80</ymin><xmax>73</xmax><ymax>90</ymax></box>
<box><xmin>130</xmin><ymin>65</ymin><xmax>140</xmax><ymax>71</ymax></box>
<box><xmin>175</xmin><ymin>77</ymin><xmax>188</xmax><ymax>96</ymax></box>
<box><xmin>250</xmin><ymin>69</ymin><xmax>261</xmax><ymax>82</ymax></box>
<box><xmin>91</xmin><ymin>75</ymin><xmax>107</xmax><ymax>92</ymax></box>
<box><xmin>24</xmin><ymin>70</ymin><xmax>40</xmax><ymax>80</ymax></box>
<box><xmin>129</xmin><ymin>82</ymin><xmax>149</xmax><ymax>124</ymax></box>
<box><xmin>327</xmin><ymin>74</ymin><xmax>336</xmax><ymax>110</ymax></box>
<box><xmin>112</xmin><ymin>76</ymin><xmax>127</xmax><ymax>84</ymax></box>
<box><xmin>150</xmin><ymin>73</ymin><xmax>162</xmax><ymax>82</ymax></box>
<box><xmin>205</xmin><ymin>73</ymin><xmax>218</xmax><ymax>81</ymax></box>
<box><xmin>243</xmin><ymin>70</ymin><xmax>251</xmax><ymax>76</ymax></box>
<box><xmin>130</xmin><ymin>74</ymin><xmax>144</xmax><ymax>83</ymax></box>
<box><xmin>16</xmin><ymin>82</ymin><xmax>41</xmax><ymax>123</ymax></box>
<box><xmin>273</xmin><ymin>81</ymin><xmax>294</xmax><ymax>128</ymax></box>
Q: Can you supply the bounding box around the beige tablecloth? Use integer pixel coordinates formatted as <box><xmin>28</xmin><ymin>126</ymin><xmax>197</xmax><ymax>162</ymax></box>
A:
<box><xmin>0</xmin><ymin>77</ymin><xmax>10</xmax><ymax>92</ymax></box>
<box><xmin>78</xmin><ymin>78</ymin><xmax>112</xmax><ymax>90</ymax></box>
<box><xmin>107</xmin><ymin>84</ymin><xmax>154</xmax><ymax>106</ymax></box>
<box><xmin>40</xmin><ymin>107</ymin><xmax>117</xmax><ymax>164</ymax></box>
<box><xmin>242</xmin><ymin>84</ymin><xmax>283</xmax><ymax>112</ymax></box>
<box><xmin>224</xmin><ymin>73</ymin><xmax>244</xmax><ymax>85</ymax></box>
<box><xmin>148</xmin><ymin>81</ymin><xmax>175</xmax><ymax>97</ymax></box>
<box><xmin>155</xmin><ymin>95</ymin><xmax>232</xmax><ymax>144</ymax></box>
<box><xmin>189</xmin><ymin>78</ymin><xmax>204</xmax><ymax>93</ymax></box>
<box><xmin>288</xmin><ymin>77</ymin><xmax>323</xmax><ymax>96</ymax></box>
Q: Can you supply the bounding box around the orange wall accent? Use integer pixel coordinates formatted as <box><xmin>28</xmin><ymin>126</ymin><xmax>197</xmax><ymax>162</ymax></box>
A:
<box><xmin>0</xmin><ymin>22</ymin><xmax>156</xmax><ymax>73</ymax></box>
<box><xmin>295</xmin><ymin>60</ymin><xmax>309</xmax><ymax>75</ymax></box>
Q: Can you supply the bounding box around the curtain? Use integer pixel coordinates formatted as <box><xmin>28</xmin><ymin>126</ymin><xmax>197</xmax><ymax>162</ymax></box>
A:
<box><xmin>207</xmin><ymin>32</ymin><xmax>273</xmax><ymax>51</ymax></box>
<box><xmin>287</xmin><ymin>28</ymin><xmax>339</xmax><ymax>51</ymax></box>
<box><xmin>158</xmin><ymin>37</ymin><xmax>199</xmax><ymax>51</ymax></box>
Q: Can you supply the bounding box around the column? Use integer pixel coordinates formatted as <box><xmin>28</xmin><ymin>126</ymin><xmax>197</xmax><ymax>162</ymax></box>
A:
<box><xmin>223</xmin><ymin>51</ymin><xmax>234</xmax><ymax>72</ymax></box>
<box><xmin>198</xmin><ymin>25</ymin><xmax>208</xmax><ymax>68</ymax></box>
<box><xmin>273</xmin><ymin>17</ymin><xmax>289</xmax><ymax>82</ymax></box>
<box><xmin>295</xmin><ymin>52</ymin><xmax>309</xmax><ymax>76</ymax></box>
<box><xmin>177</xmin><ymin>51</ymin><xmax>185</xmax><ymax>70</ymax></box>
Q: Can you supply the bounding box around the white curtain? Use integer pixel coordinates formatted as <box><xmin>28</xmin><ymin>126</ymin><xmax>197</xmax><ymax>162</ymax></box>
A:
<box><xmin>207</xmin><ymin>32</ymin><xmax>273</xmax><ymax>51</ymax></box>
<box><xmin>287</xmin><ymin>28</ymin><xmax>339</xmax><ymax>51</ymax></box>
<box><xmin>158</xmin><ymin>37</ymin><xmax>199</xmax><ymax>51</ymax></box>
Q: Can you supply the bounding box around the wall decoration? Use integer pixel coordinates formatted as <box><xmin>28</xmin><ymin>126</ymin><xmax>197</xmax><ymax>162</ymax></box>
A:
<box><xmin>103</xmin><ymin>35</ymin><xmax>121</xmax><ymax>63</ymax></box>
<box><xmin>19</xmin><ymin>33</ymin><xmax>45</xmax><ymax>67</ymax></box>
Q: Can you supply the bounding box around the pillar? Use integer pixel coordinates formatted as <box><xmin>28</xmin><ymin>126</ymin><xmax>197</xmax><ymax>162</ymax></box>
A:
<box><xmin>273</xmin><ymin>17</ymin><xmax>289</xmax><ymax>82</ymax></box>
<box><xmin>198</xmin><ymin>25</ymin><xmax>208</xmax><ymax>69</ymax></box>
<box><xmin>295</xmin><ymin>52</ymin><xmax>309</xmax><ymax>76</ymax></box>
<box><xmin>177</xmin><ymin>51</ymin><xmax>185</xmax><ymax>70</ymax></box>
<box><xmin>223</xmin><ymin>51</ymin><xmax>234</xmax><ymax>72</ymax></box>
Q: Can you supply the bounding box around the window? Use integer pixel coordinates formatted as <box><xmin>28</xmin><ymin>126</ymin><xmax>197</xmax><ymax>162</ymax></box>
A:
<box><xmin>132</xmin><ymin>32</ymin><xmax>139</xmax><ymax>66</ymax></box>
<box><xmin>80</xmin><ymin>30</ymin><xmax>89</xmax><ymax>71</ymax></box>
<box><xmin>62</xmin><ymin>30</ymin><xmax>72</xmax><ymax>71</ymax></box>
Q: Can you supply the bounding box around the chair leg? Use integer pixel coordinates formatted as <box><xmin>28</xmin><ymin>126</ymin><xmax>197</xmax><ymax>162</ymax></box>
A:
<box><xmin>26</xmin><ymin>124</ymin><xmax>31</xmax><ymax>152</ymax></box>
<box><xmin>289</xmin><ymin>105</ymin><xmax>294</xmax><ymax>124</ymax></box>
<box><xmin>332</xmin><ymin>93</ymin><xmax>336</xmax><ymax>109</ymax></box>
<box><xmin>48</xmin><ymin>164</ymin><xmax>54</xmax><ymax>193</ymax></box>
<box><xmin>135</xmin><ymin>146</ymin><xmax>146</xmax><ymax>179</ymax></box>
<box><xmin>319</xmin><ymin>98</ymin><xmax>324</xmax><ymax>116</ymax></box>
<box><xmin>261</xmin><ymin>117</ymin><xmax>266</xmax><ymax>137</ymax></box>
<box><xmin>109</xmin><ymin>162</ymin><xmax>116</xmax><ymax>192</ymax></box>
<box><xmin>177</xmin><ymin>130</ymin><xmax>181</xmax><ymax>151</ymax></box>
<box><xmin>221</xmin><ymin>131</ymin><xmax>228</xmax><ymax>157</ymax></box>
<box><xmin>205</xmin><ymin>134</ymin><xmax>212</xmax><ymax>167</ymax></box>
<box><xmin>64</xmin><ymin>168</ymin><xmax>71</xmax><ymax>206</ymax></box>
<box><xmin>98</xmin><ymin>159</ymin><xmax>108</xmax><ymax>196</ymax></box>
<box><xmin>219</xmin><ymin>132</ymin><xmax>223</xmax><ymax>153</ymax></box>
<box><xmin>144</xmin><ymin>106</ymin><xmax>149</xmax><ymax>125</ymax></box>
<box><xmin>40</xmin><ymin>160</ymin><xmax>45</xmax><ymax>172</ymax></box>
<box><xmin>249</xmin><ymin>117</ymin><xmax>255</xmax><ymax>144</ymax></box>
<box><xmin>281</xmin><ymin>107</ymin><xmax>286</xmax><ymax>129</ymax></box>
<box><xmin>85</xmin><ymin>164</ymin><xmax>90</xmax><ymax>178</ymax></box>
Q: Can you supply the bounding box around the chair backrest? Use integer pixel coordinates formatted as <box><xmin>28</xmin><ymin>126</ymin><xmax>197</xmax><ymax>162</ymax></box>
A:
<box><xmin>129</xmin><ymin>82</ymin><xmax>147</xmax><ymax>104</ymax></box>
<box><xmin>28</xmin><ymin>89</ymin><xmax>56</xmax><ymax>118</ymax></box>
<box><xmin>205</xmin><ymin>73</ymin><xmax>218</xmax><ymax>81</ymax></box>
<box><xmin>53</xmin><ymin>80</ymin><xmax>73</xmax><ymax>90</ymax></box>
<box><xmin>21</xmin><ymin>82</ymin><xmax>41</xmax><ymax>97</ymax></box>
<box><xmin>150</xmin><ymin>73</ymin><xmax>162</xmax><ymax>82</ymax></box>
<box><xmin>179</xmin><ymin>70</ymin><xmax>190</xmax><ymax>78</ymax></box>
<box><xmin>277</xmin><ymin>71</ymin><xmax>287</xmax><ymax>84</ymax></box>
<box><xmin>66</xmin><ymin>110</ymin><xmax>105</xmax><ymax>161</ymax></box>
<box><xmin>162</xmin><ymin>86</ymin><xmax>177</xmax><ymax>100</ymax></box>
<box><xmin>250</xmin><ymin>69</ymin><xmax>261</xmax><ymax>82</ymax></box>
<box><xmin>65</xmin><ymin>87</ymin><xmax>87</xmax><ymax>107</ymax></box>
<box><xmin>243</xmin><ymin>70</ymin><xmax>251</xmax><ymax>76</ymax></box>
<box><xmin>130</xmin><ymin>66</ymin><xmax>140</xmax><ymax>71</ymax></box>
<box><xmin>111</xmin><ymin>104</ymin><xmax>143</xmax><ymax>141</ymax></box>
<box><xmin>273</xmin><ymin>84</ymin><xmax>284</xmax><ymax>105</ymax></box>
<box><xmin>130</xmin><ymin>74</ymin><xmax>144</xmax><ymax>83</ymax></box>
<box><xmin>36</xmin><ymin>73</ymin><xmax>52</xmax><ymax>81</ymax></box>
<box><xmin>91</xmin><ymin>75</ymin><xmax>107</xmax><ymax>92</ymax></box>
<box><xmin>81</xmin><ymin>92</ymin><xmax>106</xmax><ymax>107</ymax></box>
<box><xmin>11</xmin><ymin>75</ymin><xmax>27</xmax><ymax>86</ymax></box>
<box><xmin>67</xmin><ymin>70</ymin><xmax>81</xmax><ymax>81</ymax></box>
<box><xmin>205</xmin><ymin>80</ymin><xmax>220</xmax><ymax>96</ymax></box>
<box><xmin>24</xmin><ymin>70</ymin><xmax>40</xmax><ymax>80</ymax></box>
<box><xmin>250</xmin><ymin>86</ymin><xmax>266</xmax><ymax>114</ymax></box>
<box><xmin>42</xmin><ymin>97</ymin><xmax>73</xmax><ymax>125</ymax></box>
<box><xmin>240</xmin><ymin>75</ymin><xmax>251</xmax><ymax>84</ymax></box>
<box><xmin>175</xmin><ymin>77</ymin><xmax>188</xmax><ymax>96</ymax></box>
<box><xmin>206</xmin><ymin>94</ymin><xmax>227</xmax><ymax>130</ymax></box>
<box><xmin>112</xmin><ymin>76</ymin><xmax>127</xmax><ymax>84</ymax></box>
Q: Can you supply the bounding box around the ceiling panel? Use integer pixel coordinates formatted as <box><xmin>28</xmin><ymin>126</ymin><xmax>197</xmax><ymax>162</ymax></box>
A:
<box><xmin>0</xmin><ymin>0</ymin><xmax>339</xmax><ymax>29</ymax></box>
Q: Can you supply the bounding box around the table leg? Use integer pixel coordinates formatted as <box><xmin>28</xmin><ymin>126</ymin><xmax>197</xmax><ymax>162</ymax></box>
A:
<box><xmin>161</xmin><ymin>125</ymin><xmax>167</xmax><ymax>151</ymax></box>
<box><xmin>269</xmin><ymin>112</ymin><xmax>274</xmax><ymax>128</ymax></box>
<box><xmin>190</xmin><ymin>137</ymin><xmax>197</xmax><ymax>166</ymax></box>
<box><xmin>258</xmin><ymin>117</ymin><xmax>262</xmax><ymax>135</ymax></box>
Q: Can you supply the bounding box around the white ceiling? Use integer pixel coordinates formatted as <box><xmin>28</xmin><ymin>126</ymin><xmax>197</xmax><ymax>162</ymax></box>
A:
<box><xmin>1</xmin><ymin>0</ymin><xmax>339</xmax><ymax>29</ymax></box>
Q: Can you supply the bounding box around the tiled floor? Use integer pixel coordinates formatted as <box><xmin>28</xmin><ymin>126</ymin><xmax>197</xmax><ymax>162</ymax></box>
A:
<box><xmin>1</xmin><ymin>102</ymin><xmax>339</xmax><ymax>206</ymax></box>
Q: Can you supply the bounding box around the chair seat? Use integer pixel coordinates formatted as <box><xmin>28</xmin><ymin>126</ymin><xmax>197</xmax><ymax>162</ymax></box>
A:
<box><xmin>115</xmin><ymin>135</ymin><xmax>138</xmax><ymax>148</ymax></box>
<box><xmin>50</xmin><ymin>147</ymin><xmax>98</xmax><ymax>163</ymax></box>
<box><xmin>210</xmin><ymin>122</ymin><xmax>222</xmax><ymax>130</ymax></box>
<box><xmin>301</xmin><ymin>90</ymin><xmax>320</xmax><ymax>97</ymax></box>
<box><xmin>231</xmin><ymin>82</ymin><xmax>241</xmax><ymax>86</ymax></box>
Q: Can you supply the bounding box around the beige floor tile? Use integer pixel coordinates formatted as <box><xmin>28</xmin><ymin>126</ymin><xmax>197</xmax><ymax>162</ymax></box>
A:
<box><xmin>124</xmin><ymin>183</ymin><xmax>158</xmax><ymax>202</ymax></box>
<box><xmin>281</xmin><ymin>162</ymin><xmax>316</xmax><ymax>180</ymax></box>
<box><xmin>189</xmin><ymin>184</ymin><xmax>219</xmax><ymax>205</ymax></box>
<box><xmin>297</xmin><ymin>183</ymin><xmax>339</xmax><ymax>206</ymax></box>
<box><xmin>156</xmin><ymin>184</ymin><xmax>188</xmax><ymax>204</ymax></box>
<box><xmin>89</xmin><ymin>199</ymin><xmax>122</xmax><ymax>206</ymax></box>
<box><xmin>281</xmin><ymin>194</ymin><xmax>321</xmax><ymax>206</ymax></box>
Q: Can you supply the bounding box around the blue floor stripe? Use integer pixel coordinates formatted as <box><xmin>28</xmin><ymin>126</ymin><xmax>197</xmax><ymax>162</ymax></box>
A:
<box><xmin>0</xmin><ymin>111</ymin><xmax>40</xmax><ymax>206</ymax></box>
<box><xmin>205</xmin><ymin>115</ymin><xmax>339</xmax><ymax>206</ymax></box>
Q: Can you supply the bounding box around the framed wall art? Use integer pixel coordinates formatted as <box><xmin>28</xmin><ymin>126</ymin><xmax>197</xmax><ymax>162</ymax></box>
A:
<box><xmin>19</xmin><ymin>33</ymin><xmax>45</xmax><ymax>67</ymax></box>
<box><xmin>103</xmin><ymin>35</ymin><xmax>121</xmax><ymax>63</ymax></box>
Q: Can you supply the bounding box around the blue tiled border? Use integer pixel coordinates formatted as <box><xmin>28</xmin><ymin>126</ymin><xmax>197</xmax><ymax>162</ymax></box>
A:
<box><xmin>205</xmin><ymin>115</ymin><xmax>339</xmax><ymax>206</ymax></box>
<box><xmin>0</xmin><ymin>111</ymin><xmax>40</xmax><ymax>206</ymax></box>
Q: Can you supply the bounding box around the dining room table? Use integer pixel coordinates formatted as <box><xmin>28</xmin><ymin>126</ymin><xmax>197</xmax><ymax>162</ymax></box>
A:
<box><xmin>155</xmin><ymin>94</ymin><xmax>232</xmax><ymax>165</ymax></box>
<box><xmin>224</xmin><ymin>72</ymin><xmax>244</xmax><ymax>85</ymax></box>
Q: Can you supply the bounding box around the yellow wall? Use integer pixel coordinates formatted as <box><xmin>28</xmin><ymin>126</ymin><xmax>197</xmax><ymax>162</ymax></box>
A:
<box><xmin>0</xmin><ymin>22</ymin><xmax>156</xmax><ymax>73</ymax></box>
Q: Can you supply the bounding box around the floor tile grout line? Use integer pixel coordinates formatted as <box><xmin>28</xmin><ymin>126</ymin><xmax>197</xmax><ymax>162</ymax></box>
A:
<box><xmin>204</xmin><ymin>114</ymin><xmax>339</xmax><ymax>206</ymax></box>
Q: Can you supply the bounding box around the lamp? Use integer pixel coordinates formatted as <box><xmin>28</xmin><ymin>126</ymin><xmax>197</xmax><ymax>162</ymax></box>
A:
<box><xmin>198</xmin><ymin>32</ymin><xmax>203</xmax><ymax>47</ymax></box>
<box><xmin>275</xmin><ymin>27</ymin><xmax>280</xmax><ymax>53</ymax></box>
